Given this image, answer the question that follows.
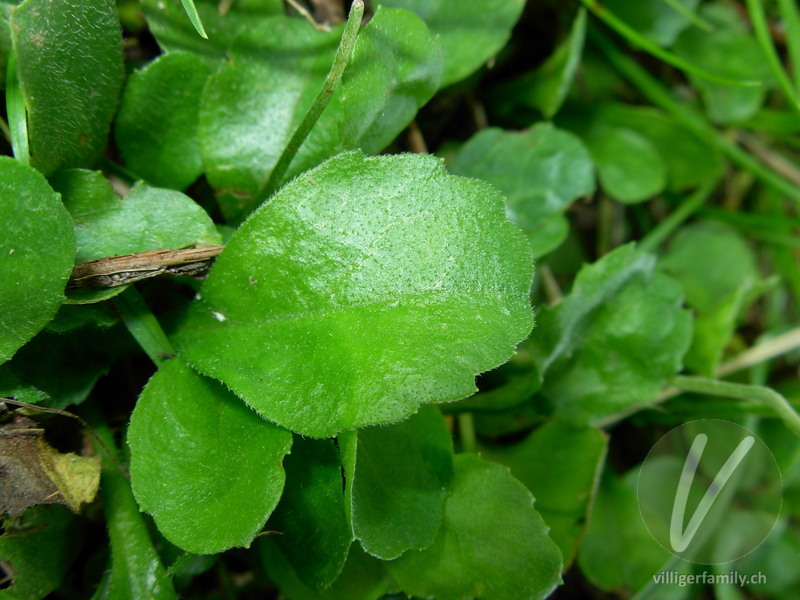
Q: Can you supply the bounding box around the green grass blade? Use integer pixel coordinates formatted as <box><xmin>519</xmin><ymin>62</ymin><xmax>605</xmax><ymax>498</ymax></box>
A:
<box><xmin>257</xmin><ymin>0</ymin><xmax>365</xmax><ymax>204</ymax></box>
<box><xmin>744</xmin><ymin>0</ymin><xmax>800</xmax><ymax>113</ymax></box>
<box><xmin>115</xmin><ymin>287</ymin><xmax>175</xmax><ymax>367</ymax></box>
<box><xmin>589</xmin><ymin>27</ymin><xmax>800</xmax><ymax>205</ymax></box>
<box><xmin>580</xmin><ymin>0</ymin><xmax>761</xmax><ymax>87</ymax></box>
<box><xmin>777</xmin><ymin>0</ymin><xmax>800</xmax><ymax>91</ymax></box>
<box><xmin>180</xmin><ymin>0</ymin><xmax>208</xmax><ymax>39</ymax></box>
<box><xmin>660</xmin><ymin>0</ymin><xmax>713</xmax><ymax>32</ymax></box>
<box><xmin>5</xmin><ymin>50</ymin><xmax>30</xmax><ymax>165</ymax></box>
<box><xmin>671</xmin><ymin>375</ymin><xmax>800</xmax><ymax>436</ymax></box>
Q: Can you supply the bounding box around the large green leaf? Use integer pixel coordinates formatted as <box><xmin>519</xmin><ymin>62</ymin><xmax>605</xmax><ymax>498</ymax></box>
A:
<box><xmin>0</xmin><ymin>158</ymin><xmax>75</xmax><ymax>364</ymax></box>
<box><xmin>51</xmin><ymin>170</ymin><xmax>221</xmax><ymax>263</ymax></box>
<box><xmin>374</xmin><ymin>0</ymin><xmax>526</xmax><ymax>87</ymax></box>
<box><xmin>9</xmin><ymin>0</ymin><xmax>123</xmax><ymax>174</ymax></box>
<box><xmin>482</xmin><ymin>421</ymin><xmax>608</xmax><ymax>566</ymax></box>
<box><xmin>128</xmin><ymin>359</ymin><xmax>293</xmax><ymax>553</ymax></box>
<box><xmin>386</xmin><ymin>454</ymin><xmax>563</xmax><ymax>600</ymax></box>
<box><xmin>340</xmin><ymin>405</ymin><xmax>453</xmax><ymax>560</ymax></box>
<box><xmin>448</xmin><ymin>124</ymin><xmax>595</xmax><ymax>258</ymax></box>
<box><xmin>176</xmin><ymin>152</ymin><xmax>533</xmax><ymax>437</ymax></box>
<box><xmin>267</xmin><ymin>437</ymin><xmax>351</xmax><ymax>590</ymax></box>
<box><xmin>0</xmin><ymin>506</ymin><xmax>77</xmax><ymax>600</ymax></box>
<box><xmin>115</xmin><ymin>52</ymin><xmax>210</xmax><ymax>190</ymax></box>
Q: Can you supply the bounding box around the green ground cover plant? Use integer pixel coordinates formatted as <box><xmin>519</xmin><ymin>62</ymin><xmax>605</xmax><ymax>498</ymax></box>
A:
<box><xmin>1</xmin><ymin>0</ymin><xmax>800</xmax><ymax>598</ymax></box>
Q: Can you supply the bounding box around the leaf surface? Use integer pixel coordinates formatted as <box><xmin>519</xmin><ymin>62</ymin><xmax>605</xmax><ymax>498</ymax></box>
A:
<box><xmin>340</xmin><ymin>405</ymin><xmax>453</xmax><ymax>560</ymax></box>
<box><xmin>128</xmin><ymin>359</ymin><xmax>293</xmax><ymax>553</ymax></box>
<box><xmin>386</xmin><ymin>454</ymin><xmax>563</xmax><ymax>600</ymax></box>
<box><xmin>176</xmin><ymin>151</ymin><xmax>534</xmax><ymax>437</ymax></box>
<box><xmin>115</xmin><ymin>52</ymin><xmax>210</xmax><ymax>189</ymax></box>
<box><xmin>449</xmin><ymin>124</ymin><xmax>594</xmax><ymax>258</ymax></box>
<box><xmin>10</xmin><ymin>0</ymin><xmax>123</xmax><ymax>174</ymax></box>
<box><xmin>0</xmin><ymin>158</ymin><xmax>75</xmax><ymax>364</ymax></box>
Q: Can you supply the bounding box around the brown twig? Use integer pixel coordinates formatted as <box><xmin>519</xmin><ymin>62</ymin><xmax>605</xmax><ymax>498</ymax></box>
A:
<box><xmin>68</xmin><ymin>246</ymin><xmax>225</xmax><ymax>290</ymax></box>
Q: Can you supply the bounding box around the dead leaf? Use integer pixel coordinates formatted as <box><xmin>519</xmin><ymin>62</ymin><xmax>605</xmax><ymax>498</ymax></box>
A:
<box><xmin>0</xmin><ymin>415</ymin><xmax>99</xmax><ymax>516</ymax></box>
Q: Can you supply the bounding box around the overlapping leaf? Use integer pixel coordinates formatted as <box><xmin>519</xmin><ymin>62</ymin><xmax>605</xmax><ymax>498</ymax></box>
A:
<box><xmin>0</xmin><ymin>158</ymin><xmax>75</xmax><ymax>364</ymax></box>
<box><xmin>128</xmin><ymin>359</ymin><xmax>293</xmax><ymax>553</ymax></box>
<box><xmin>176</xmin><ymin>151</ymin><xmax>534</xmax><ymax>437</ymax></box>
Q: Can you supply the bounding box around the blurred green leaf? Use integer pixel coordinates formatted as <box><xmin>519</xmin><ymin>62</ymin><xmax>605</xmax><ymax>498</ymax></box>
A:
<box><xmin>531</xmin><ymin>244</ymin><xmax>692</xmax><ymax>423</ymax></box>
<box><xmin>386</xmin><ymin>454</ymin><xmax>563</xmax><ymax>600</ymax></box>
<box><xmin>175</xmin><ymin>152</ymin><xmax>533</xmax><ymax>437</ymax></box>
<box><xmin>602</xmin><ymin>0</ymin><xmax>700</xmax><ymax>47</ymax></box>
<box><xmin>115</xmin><ymin>52</ymin><xmax>210</xmax><ymax>190</ymax></box>
<box><xmin>449</xmin><ymin>124</ymin><xmax>595</xmax><ymax>257</ymax></box>
<box><xmin>673</xmin><ymin>3</ymin><xmax>773</xmax><ymax>123</ymax></box>
<box><xmin>9</xmin><ymin>0</ymin><xmax>123</xmax><ymax>174</ymax></box>
<box><xmin>582</xmin><ymin>124</ymin><xmax>667</xmax><ymax>203</ymax></box>
<box><xmin>0</xmin><ymin>158</ymin><xmax>75</xmax><ymax>364</ymax></box>
<box><xmin>128</xmin><ymin>359</ymin><xmax>293</xmax><ymax>553</ymax></box>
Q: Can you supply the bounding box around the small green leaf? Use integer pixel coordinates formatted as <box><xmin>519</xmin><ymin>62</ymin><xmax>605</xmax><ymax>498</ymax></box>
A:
<box><xmin>541</xmin><ymin>271</ymin><xmax>691</xmax><ymax>423</ymax></box>
<box><xmin>594</xmin><ymin>104</ymin><xmax>725</xmax><ymax>191</ymax></box>
<box><xmin>0</xmin><ymin>157</ymin><xmax>75</xmax><ymax>364</ymax></box>
<box><xmin>658</xmin><ymin>221</ymin><xmax>761</xmax><ymax>374</ymax></box>
<box><xmin>179</xmin><ymin>0</ymin><xmax>207</xmax><ymax>39</ymax></box>
<box><xmin>51</xmin><ymin>171</ymin><xmax>221</xmax><ymax>262</ymax></box>
<box><xmin>141</xmin><ymin>0</ymin><xmax>284</xmax><ymax>64</ymax></box>
<box><xmin>449</xmin><ymin>124</ymin><xmax>595</xmax><ymax>258</ymax></box>
<box><xmin>128</xmin><ymin>359</ymin><xmax>293</xmax><ymax>553</ymax></box>
<box><xmin>176</xmin><ymin>151</ymin><xmax>533</xmax><ymax>437</ymax></box>
<box><xmin>115</xmin><ymin>52</ymin><xmax>211</xmax><ymax>190</ymax></box>
<box><xmin>0</xmin><ymin>506</ymin><xmax>77</xmax><ymax>600</ymax></box>
<box><xmin>601</xmin><ymin>0</ymin><xmax>700</xmax><ymax>47</ymax></box>
<box><xmin>582</xmin><ymin>125</ymin><xmax>667</xmax><ymax>203</ymax></box>
<box><xmin>340</xmin><ymin>405</ymin><xmax>453</xmax><ymax>560</ymax></box>
<box><xmin>9</xmin><ymin>0</ymin><xmax>124</xmax><ymax>175</ymax></box>
<box><xmin>259</xmin><ymin>539</ymin><xmax>389</xmax><ymax>600</ymax></box>
<box><xmin>374</xmin><ymin>0</ymin><xmax>526</xmax><ymax>87</ymax></box>
<box><xmin>386</xmin><ymin>454</ymin><xmax>563</xmax><ymax>600</ymax></box>
<box><xmin>481</xmin><ymin>421</ymin><xmax>608</xmax><ymax>566</ymax></box>
<box><xmin>673</xmin><ymin>4</ymin><xmax>773</xmax><ymax>123</ymax></box>
<box><xmin>267</xmin><ymin>437</ymin><xmax>351</xmax><ymax>590</ymax></box>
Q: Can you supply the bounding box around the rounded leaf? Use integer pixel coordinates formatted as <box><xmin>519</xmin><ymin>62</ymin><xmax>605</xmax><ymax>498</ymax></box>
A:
<box><xmin>176</xmin><ymin>151</ymin><xmax>533</xmax><ymax>437</ymax></box>
<box><xmin>0</xmin><ymin>157</ymin><xmax>75</xmax><ymax>364</ymax></box>
<box><xmin>128</xmin><ymin>359</ymin><xmax>293</xmax><ymax>553</ymax></box>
